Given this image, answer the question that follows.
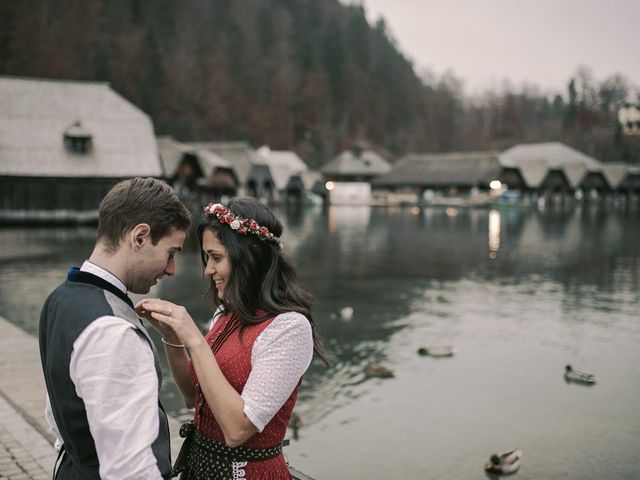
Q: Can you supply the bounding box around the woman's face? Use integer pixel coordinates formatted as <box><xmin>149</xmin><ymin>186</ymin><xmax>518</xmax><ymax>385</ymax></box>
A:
<box><xmin>202</xmin><ymin>228</ymin><xmax>232</xmax><ymax>300</ymax></box>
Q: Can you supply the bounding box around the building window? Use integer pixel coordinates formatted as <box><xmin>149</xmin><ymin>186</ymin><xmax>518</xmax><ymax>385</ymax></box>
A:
<box><xmin>66</xmin><ymin>136</ymin><xmax>90</xmax><ymax>153</ymax></box>
<box><xmin>64</xmin><ymin>121</ymin><xmax>93</xmax><ymax>154</ymax></box>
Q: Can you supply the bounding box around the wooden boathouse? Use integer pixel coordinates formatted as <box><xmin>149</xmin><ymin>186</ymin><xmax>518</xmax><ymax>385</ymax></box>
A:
<box><xmin>0</xmin><ymin>76</ymin><xmax>162</xmax><ymax>223</ymax></box>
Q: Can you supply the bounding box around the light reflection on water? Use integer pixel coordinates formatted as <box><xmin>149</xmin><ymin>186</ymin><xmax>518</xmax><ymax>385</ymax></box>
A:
<box><xmin>0</xmin><ymin>205</ymin><xmax>639</xmax><ymax>478</ymax></box>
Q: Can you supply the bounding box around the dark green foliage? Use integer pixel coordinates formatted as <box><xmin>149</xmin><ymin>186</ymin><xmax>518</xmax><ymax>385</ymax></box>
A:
<box><xmin>564</xmin><ymin>79</ymin><xmax>578</xmax><ymax>129</ymax></box>
<box><xmin>0</xmin><ymin>1</ymin><xmax>12</xmax><ymax>71</ymax></box>
<box><xmin>346</xmin><ymin>5</ymin><xmax>370</xmax><ymax>71</ymax></box>
<box><xmin>92</xmin><ymin>47</ymin><xmax>111</xmax><ymax>82</ymax></box>
<box><xmin>257</xmin><ymin>7</ymin><xmax>276</xmax><ymax>54</ymax></box>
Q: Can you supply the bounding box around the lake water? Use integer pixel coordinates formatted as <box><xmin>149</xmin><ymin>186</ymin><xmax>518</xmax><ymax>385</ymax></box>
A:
<box><xmin>1</xmin><ymin>204</ymin><xmax>639</xmax><ymax>479</ymax></box>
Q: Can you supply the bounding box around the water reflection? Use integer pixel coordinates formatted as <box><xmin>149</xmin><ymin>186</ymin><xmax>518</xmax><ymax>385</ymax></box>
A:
<box><xmin>326</xmin><ymin>205</ymin><xmax>371</xmax><ymax>234</ymax></box>
<box><xmin>488</xmin><ymin>209</ymin><xmax>501</xmax><ymax>258</ymax></box>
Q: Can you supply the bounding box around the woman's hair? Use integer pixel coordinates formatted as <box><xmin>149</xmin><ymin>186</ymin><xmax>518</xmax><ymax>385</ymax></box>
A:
<box><xmin>198</xmin><ymin>197</ymin><xmax>327</xmax><ymax>364</ymax></box>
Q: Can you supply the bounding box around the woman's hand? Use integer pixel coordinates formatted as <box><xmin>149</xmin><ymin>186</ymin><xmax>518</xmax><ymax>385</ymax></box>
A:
<box><xmin>135</xmin><ymin>299</ymin><xmax>205</xmax><ymax>348</ymax></box>
<box><xmin>136</xmin><ymin>299</ymin><xmax>198</xmax><ymax>408</ymax></box>
<box><xmin>135</xmin><ymin>300</ymin><xmax>178</xmax><ymax>342</ymax></box>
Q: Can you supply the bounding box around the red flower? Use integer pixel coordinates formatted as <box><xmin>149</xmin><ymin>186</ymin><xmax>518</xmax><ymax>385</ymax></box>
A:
<box><xmin>259</xmin><ymin>226</ymin><xmax>269</xmax><ymax>235</ymax></box>
<box><xmin>239</xmin><ymin>226</ymin><xmax>248</xmax><ymax>234</ymax></box>
<box><xmin>250</xmin><ymin>220</ymin><xmax>258</xmax><ymax>230</ymax></box>
<box><xmin>223</xmin><ymin>214</ymin><xmax>234</xmax><ymax>224</ymax></box>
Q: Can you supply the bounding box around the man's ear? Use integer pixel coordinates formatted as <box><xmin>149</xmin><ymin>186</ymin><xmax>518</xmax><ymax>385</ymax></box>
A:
<box><xmin>130</xmin><ymin>224</ymin><xmax>151</xmax><ymax>251</ymax></box>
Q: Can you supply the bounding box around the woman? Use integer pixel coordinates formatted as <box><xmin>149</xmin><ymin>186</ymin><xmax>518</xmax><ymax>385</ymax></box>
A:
<box><xmin>137</xmin><ymin>197</ymin><xmax>326</xmax><ymax>479</ymax></box>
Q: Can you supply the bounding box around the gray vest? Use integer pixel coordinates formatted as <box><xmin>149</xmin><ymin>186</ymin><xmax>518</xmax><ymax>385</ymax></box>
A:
<box><xmin>39</xmin><ymin>274</ymin><xmax>171</xmax><ymax>479</ymax></box>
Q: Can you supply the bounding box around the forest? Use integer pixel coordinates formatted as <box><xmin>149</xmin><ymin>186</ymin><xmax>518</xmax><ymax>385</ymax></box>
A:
<box><xmin>1</xmin><ymin>0</ymin><xmax>638</xmax><ymax>166</ymax></box>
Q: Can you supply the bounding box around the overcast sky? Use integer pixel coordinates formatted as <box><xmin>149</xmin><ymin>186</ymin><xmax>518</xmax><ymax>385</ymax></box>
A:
<box><xmin>360</xmin><ymin>0</ymin><xmax>639</xmax><ymax>96</ymax></box>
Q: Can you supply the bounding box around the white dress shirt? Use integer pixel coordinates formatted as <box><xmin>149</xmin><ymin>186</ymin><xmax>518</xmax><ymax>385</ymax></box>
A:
<box><xmin>44</xmin><ymin>261</ymin><xmax>164</xmax><ymax>480</ymax></box>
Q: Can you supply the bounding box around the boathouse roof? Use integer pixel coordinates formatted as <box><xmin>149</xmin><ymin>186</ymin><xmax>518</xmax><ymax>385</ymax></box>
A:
<box><xmin>322</xmin><ymin>148</ymin><xmax>391</xmax><ymax>179</ymax></box>
<box><xmin>0</xmin><ymin>76</ymin><xmax>161</xmax><ymax>177</ymax></box>
<box><xmin>158</xmin><ymin>136</ymin><xmax>237</xmax><ymax>184</ymax></box>
<box><xmin>256</xmin><ymin>146</ymin><xmax>308</xmax><ymax>191</ymax></box>
<box><xmin>498</xmin><ymin>142</ymin><xmax>602</xmax><ymax>189</ymax></box>
<box><xmin>599</xmin><ymin>163</ymin><xmax>639</xmax><ymax>189</ymax></box>
<box><xmin>372</xmin><ymin>151</ymin><xmax>501</xmax><ymax>188</ymax></box>
<box><xmin>157</xmin><ymin>136</ymin><xmax>192</xmax><ymax>177</ymax></box>
<box><xmin>188</xmin><ymin>142</ymin><xmax>260</xmax><ymax>183</ymax></box>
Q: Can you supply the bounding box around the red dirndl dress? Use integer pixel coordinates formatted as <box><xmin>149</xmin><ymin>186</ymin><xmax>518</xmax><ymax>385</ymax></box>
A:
<box><xmin>189</xmin><ymin>312</ymin><xmax>299</xmax><ymax>479</ymax></box>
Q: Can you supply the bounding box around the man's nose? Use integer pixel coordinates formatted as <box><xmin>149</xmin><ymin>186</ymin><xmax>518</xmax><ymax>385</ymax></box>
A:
<box><xmin>164</xmin><ymin>258</ymin><xmax>176</xmax><ymax>276</ymax></box>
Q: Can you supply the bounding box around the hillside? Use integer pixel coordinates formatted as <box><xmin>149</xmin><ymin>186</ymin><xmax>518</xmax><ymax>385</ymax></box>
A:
<box><xmin>1</xmin><ymin>0</ymin><xmax>637</xmax><ymax>165</ymax></box>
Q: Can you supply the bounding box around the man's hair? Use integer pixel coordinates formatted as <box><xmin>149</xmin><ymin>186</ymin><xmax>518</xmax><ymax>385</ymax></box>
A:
<box><xmin>97</xmin><ymin>177</ymin><xmax>191</xmax><ymax>252</ymax></box>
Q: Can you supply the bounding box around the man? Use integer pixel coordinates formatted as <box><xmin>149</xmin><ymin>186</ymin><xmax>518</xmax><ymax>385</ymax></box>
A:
<box><xmin>39</xmin><ymin>177</ymin><xmax>192</xmax><ymax>479</ymax></box>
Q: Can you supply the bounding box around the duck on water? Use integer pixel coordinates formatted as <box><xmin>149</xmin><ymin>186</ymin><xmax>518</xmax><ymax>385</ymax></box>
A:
<box><xmin>564</xmin><ymin>364</ymin><xmax>596</xmax><ymax>385</ymax></box>
<box><xmin>484</xmin><ymin>449</ymin><xmax>522</xmax><ymax>476</ymax></box>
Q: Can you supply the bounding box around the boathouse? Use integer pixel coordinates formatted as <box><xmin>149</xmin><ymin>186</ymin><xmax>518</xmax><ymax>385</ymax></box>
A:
<box><xmin>256</xmin><ymin>146</ymin><xmax>309</xmax><ymax>203</ymax></box>
<box><xmin>499</xmin><ymin>142</ymin><xmax>602</xmax><ymax>190</ymax></box>
<box><xmin>185</xmin><ymin>141</ymin><xmax>290</xmax><ymax>200</ymax></box>
<box><xmin>610</xmin><ymin>164</ymin><xmax>640</xmax><ymax>197</ymax></box>
<box><xmin>498</xmin><ymin>142</ymin><xmax>604</xmax><ymax>202</ymax></box>
<box><xmin>0</xmin><ymin>76</ymin><xmax>161</xmax><ymax>223</ymax></box>
<box><xmin>321</xmin><ymin>147</ymin><xmax>391</xmax><ymax>204</ymax></box>
<box><xmin>158</xmin><ymin>136</ymin><xmax>239</xmax><ymax>202</ymax></box>
<box><xmin>322</xmin><ymin>146</ymin><xmax>391</xmax><ymax>182</ymax></box>
<box><xmin>372</xmin><ymin>151</ymin><xmax>504</xmax><ymax>204</ymax></box>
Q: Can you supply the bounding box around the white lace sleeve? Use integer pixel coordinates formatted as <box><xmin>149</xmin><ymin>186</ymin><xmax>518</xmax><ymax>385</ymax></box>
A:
<box><xmin>241</xmin><ymin>312</ymin><xmax>313</xmax><ymax>431</ymax></box>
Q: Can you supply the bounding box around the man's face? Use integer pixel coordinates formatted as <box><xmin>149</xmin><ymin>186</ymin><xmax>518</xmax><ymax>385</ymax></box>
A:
<box><xmin>129</xmin><ymin>227</ymin><xmax>187</xmax><ymax>294</ymax></box>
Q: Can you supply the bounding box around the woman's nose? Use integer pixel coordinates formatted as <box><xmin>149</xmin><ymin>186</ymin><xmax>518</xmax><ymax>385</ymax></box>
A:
<box><xmin>204</xmin><ymin>259</ymin><xmax>215</xmax><ymax>276</ymax></box>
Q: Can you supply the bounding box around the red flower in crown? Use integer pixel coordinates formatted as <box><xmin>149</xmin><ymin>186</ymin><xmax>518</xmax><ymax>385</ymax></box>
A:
<box><xmin>202</xmin><ymin>202</ymin><xmax>283</xmax><ymax>248</ymax></box>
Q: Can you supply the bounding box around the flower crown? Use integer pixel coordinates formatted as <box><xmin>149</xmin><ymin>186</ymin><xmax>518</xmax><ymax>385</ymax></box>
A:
<box><xmin>204</xmin><ymin>203</ymin><xmax>283</xmax><ymax>248</ymax></box>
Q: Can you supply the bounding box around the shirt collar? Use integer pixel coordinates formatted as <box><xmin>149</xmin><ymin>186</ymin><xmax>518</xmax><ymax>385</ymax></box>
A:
<box><xmin>81</xmin><ymin>260</ymin><xmax>127</xmax><ymax>295</ymax></box>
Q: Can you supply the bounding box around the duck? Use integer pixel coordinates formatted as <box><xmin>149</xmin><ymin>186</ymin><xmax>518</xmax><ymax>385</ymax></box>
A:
<box><xmin>484</xmin><ymin>448</ymin><xmax>522</xmax><ymax>475</ymax></box>
<box><xmin>564</xmin><ymin>364</ymin><xmax>596</xmax><ymax>385</ymax></box>
<box><xmin>364</xmin><ymin>363</ymin><xmax>394</xmax><ymax>378</ymax></box>
<box><xmin>339</xmin><ymin>306</ymin><xmax>354</xmax><ymax>320</ymax></box>
<box><xmin>417</xmin><ymin>346</ymin><xmax>455</xmax><ymax>357</ymax></box>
